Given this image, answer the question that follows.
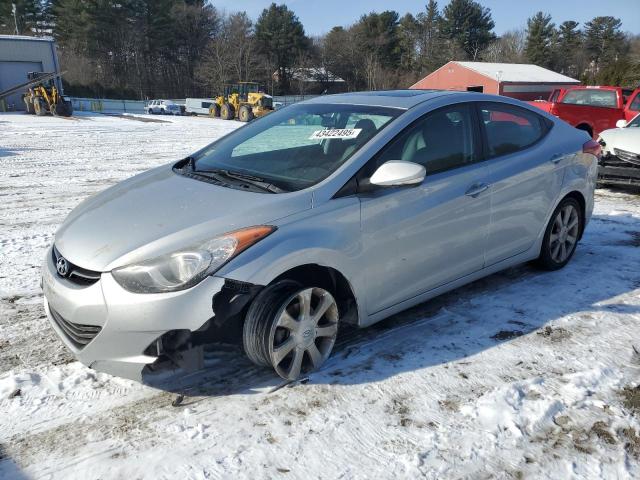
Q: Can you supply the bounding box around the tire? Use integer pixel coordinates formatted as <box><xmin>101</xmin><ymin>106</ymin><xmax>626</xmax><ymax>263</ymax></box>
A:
<box><xmin>243</xmin><ymin>281</ymin><xmax>340</xmax><ymax>380</ymax></box>
<box><xmin>576</xmin><ymin>124</ymin><xmax>593</xmax><ymax>139</ymax></box>
<box><xmin>24</xmin><ymin>96</ymin><xmax>35</xmax><ymax>115</ymax></box>
<box><xmin>536</xmin><ymin>197</ymin><xmax>583</xmax><ymax>270</ymax></box>
<box><xmin>239</xmin><ymin>105</ymin><xmax>254</xmax><ymax>122</ymax></box>
<box><xmin>220</xmin><ymin>103</ymin><xmax>235</xmax><ymax>120</ymax></box>
<box><xmin>34</xmin><ymin>98</ymin><xmax>47</xmax><ymax>116</ymax></box>
<box><xmin>210</xmin><ymin>104</ymin><xmax>221</xmax><ymax>117</ymax></box>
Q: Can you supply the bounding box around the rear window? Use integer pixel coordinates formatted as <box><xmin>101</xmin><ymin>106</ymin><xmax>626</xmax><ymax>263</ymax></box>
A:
<box><xmin>562</xmin><ymin>89</ymin><xmax>618</xmax><ymax>108</ymax></box>
<box><xmin>480</xmin><ymin>103</ymin><xmax>550</xmax><ymax>158</ymax></box>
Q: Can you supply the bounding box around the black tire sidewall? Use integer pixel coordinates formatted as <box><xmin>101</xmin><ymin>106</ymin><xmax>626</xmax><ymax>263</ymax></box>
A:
<box><xmin>243</xmin><ymin>280</ymin><xmax>301</xmax><ymax>367</ymax></box>
<box><xmin>538</xmin><ymin>197</ymin><xmax>583</xmax><ymax>270</ymax></box>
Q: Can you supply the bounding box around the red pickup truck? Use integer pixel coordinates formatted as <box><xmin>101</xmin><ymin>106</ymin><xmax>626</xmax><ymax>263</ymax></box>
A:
<box><xmin>528</xmin><ymin>86</ymin><xmax>640</xmax><ymax>138</ymax></box>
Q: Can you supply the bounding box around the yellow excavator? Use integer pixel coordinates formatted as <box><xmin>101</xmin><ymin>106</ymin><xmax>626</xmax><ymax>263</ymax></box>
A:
<box><xmin>210</xmin><ymin>82</ymin><xmax>273</xmax><ymax>122</ymax></box>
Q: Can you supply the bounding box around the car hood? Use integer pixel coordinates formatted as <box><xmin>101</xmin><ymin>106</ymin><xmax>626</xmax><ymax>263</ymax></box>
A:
<box><xmin>55</xmin><ymin>165</ymin><xmax>312</xmax><ymax>271</ymax></box>
<box><xmin>600</xmin><ymin>128</ymin><xmax>640</xmax><ymax>154</ymax></box>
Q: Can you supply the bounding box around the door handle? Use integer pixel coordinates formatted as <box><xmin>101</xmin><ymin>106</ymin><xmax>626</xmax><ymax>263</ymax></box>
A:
<box><xmin>465</xmin><ymin>183</ymin><xmax>490</xmax><ymax>197</ymax></box>
<box><xmin>550</xmin><ymin>153</ymin><xmax>564</xmax><ymax>164</ymax></box>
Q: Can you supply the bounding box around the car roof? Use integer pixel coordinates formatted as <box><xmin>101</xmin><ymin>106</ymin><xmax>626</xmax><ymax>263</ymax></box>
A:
<box><xmin>303</xmin><ymin>89</ymin><xmax>459</xmax><ymax>109</ymax></box>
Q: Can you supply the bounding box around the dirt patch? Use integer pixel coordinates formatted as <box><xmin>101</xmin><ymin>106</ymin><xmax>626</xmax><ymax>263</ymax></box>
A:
<box><xmin>491</xmin><ymin>330</ymin><xmax>524</xmax><ymax>341</ymax></box>
<box><xmin>590</xmin><ymin>421</ymin><xmax>617</xmax><ymax>445</ymax></box>
<box><xmin>438</xmin><ymin>397</ymin><xmax>459</xmax><ymax>412</ymax></box>
<box><xmin>386</xmin><ymin>396</ymin><xmax>412</xmax><ymax>426</ymax></box>
<box><xmin>617</xmin><ymin>230</ymin><xmax>640</xmax><ymax>247</ymax></box>
<box><xmin>536</xmin><ymin>326</ymin><xmax>571</xmax><ymax>342</ymax></box>
<box><xmin>620</xmin><ymin>427</ymin><xmax>640</xmax><ymax>458</ymax></box>
<box><xmin>620</xmin><ymin>385</ymin><xmax>640</xmax><ymax>415</ymax></box>
<box><xmin>111</xmin><ymin>114</ymin><xmax>170</xmax><ymax>124</ymax></box>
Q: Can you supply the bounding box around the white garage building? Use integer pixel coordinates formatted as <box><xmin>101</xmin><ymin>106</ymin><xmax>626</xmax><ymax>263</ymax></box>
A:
<box><xmin>0</xmin><ymin>35</ymin><xmax>63</xmax><ymax>111</ymax></box>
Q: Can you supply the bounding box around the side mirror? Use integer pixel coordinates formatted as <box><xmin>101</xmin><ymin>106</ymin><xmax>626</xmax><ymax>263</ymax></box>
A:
<box><xmin>370</xmin><ymin>160</ymin><xmax>426</xmax><ymax>187</ymax></box>
<box><xmin>616</xmin><ymin>119</ymin><xmax>628</xmax><ymax>128</ymax></box>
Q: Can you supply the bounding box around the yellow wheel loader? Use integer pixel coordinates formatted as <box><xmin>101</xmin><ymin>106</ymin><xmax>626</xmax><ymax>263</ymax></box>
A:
<box><xmin>22</xmin><ymin>72</ymin><xmax>73</xmax><ymax>117</ymax></box>
<box><xmin>209</xmin><ymin>82</ymin><xmax>273</xmax><ymax>122</ymax></box>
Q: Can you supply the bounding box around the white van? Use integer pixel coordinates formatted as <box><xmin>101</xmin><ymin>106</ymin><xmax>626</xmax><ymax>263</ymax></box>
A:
<box><xmin>185</xmin><ymin>98</ymin><xmax>216</xmax><ymax>116</ymax></box>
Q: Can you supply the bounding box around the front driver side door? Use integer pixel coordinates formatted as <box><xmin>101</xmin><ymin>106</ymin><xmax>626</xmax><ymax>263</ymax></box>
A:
<box><xmin>359</xmin><ymin>102</ymin><xmax>493</xmax><ymax>315</ymax></box>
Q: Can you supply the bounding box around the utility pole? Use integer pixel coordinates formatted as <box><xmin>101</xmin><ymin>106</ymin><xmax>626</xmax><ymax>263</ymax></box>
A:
<box><xmin>12</xmin><ymin>3</ymin><xmax>19</xmax><ymax>35</ymax></box>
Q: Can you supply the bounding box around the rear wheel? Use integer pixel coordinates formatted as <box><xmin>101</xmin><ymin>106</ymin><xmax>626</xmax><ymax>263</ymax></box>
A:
<box><xmin>239</xmin><ymin>105</ymin><xmax>254</xmax><ymax>122</ymax></box>
<box><xmin>209</xmin><ymin>104</ymin><xmax>221</xmax><ymax>118</ymax></box>
<box><xmin>220</xmin><ymin>103</ymin><xmax>235</xmax><ymax>120</ymax></box>
<box><xmin>243</xmin><ymin>281</ymin><xmax>339</xmax><ymax>380</ymax></box>
<box><xmin>537</xmin><ymin>197</ymin><xmax>583</xmax><ymax>270</ymax></box>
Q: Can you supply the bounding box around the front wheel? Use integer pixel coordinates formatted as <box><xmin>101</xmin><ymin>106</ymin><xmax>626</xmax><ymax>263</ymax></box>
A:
<box><xmin>220</xmin><ymin>103</ymin><xmax>235</xmax><ymax>120</ymax></box>
<box><xmin>537</xmin><ymin>197</ymin><xmax>583</xmax><ymax>270</ymax></box>
<box><xmin>243</xmin><ymin>281</ymin><xmax>339</xmax><ymax>380</ymax></box>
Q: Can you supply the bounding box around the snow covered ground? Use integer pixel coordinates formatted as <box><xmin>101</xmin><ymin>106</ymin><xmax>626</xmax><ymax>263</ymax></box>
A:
<box><xmin>1</xmin><ymin>112</ymin><xmax>639</xmax><ymax>479</ymax></box>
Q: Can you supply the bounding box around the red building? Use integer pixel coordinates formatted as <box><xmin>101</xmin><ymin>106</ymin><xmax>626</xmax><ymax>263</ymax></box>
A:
<box><xmin>410</xmin><ymin>61</ymin><xmax>580</xmax><ymax>101</ymax></box>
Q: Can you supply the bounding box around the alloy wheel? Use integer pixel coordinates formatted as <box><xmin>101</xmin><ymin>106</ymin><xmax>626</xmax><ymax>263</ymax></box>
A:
<box><xmin>549</xmin><ymin>204</ymin><xmax>579</xmax><ymax>263</ymax></box>
<box><xmin>269</xmin><ymin>287</ymin><xmax>339</xmax><ymax>380</ymax></box>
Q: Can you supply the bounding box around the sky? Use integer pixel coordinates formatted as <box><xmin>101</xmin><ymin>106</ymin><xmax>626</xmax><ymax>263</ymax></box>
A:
<box><xmin>212</xmin><ymin>0</ymin><xmax>640</xmax><ymax>36</ymax></box>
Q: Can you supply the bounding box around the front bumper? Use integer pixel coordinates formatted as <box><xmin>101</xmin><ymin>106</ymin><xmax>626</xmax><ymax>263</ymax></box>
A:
<box><xmin>41</xmin><ymin>246</ymin><xmax>226</xmax><ymax>381</ymax></box>
<box><xmin>598</xmin><ymin>154</ymin><xmax>640</xmax><ymax>186</ymax></box>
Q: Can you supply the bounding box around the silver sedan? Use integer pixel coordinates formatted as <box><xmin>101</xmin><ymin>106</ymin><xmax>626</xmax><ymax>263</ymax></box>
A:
<box><xmin>42</xmin><ymin>90</ymin><xmax>599</xmax><ymax>382</ymax></box>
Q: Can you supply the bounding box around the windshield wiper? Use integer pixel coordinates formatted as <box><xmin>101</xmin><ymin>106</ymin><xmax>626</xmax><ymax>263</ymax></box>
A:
<box><xmin>195</xmin><ymin>168</ymin><xmax>287</xmax><ymax>193</ymax></box>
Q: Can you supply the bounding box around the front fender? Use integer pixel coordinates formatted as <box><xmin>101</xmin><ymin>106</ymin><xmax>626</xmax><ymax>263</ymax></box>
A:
<box><xmin>215</xmin><ymin>197</ymin><xmax>367</xmax><ymax>322</ymax></box>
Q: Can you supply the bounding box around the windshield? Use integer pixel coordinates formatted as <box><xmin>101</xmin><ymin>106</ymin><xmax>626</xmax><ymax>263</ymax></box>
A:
<box><xmin>193</xmin><ymin>103</ymin><xmax>401</xmax><ymax>191</ymax></box>
<box><xmin>627</xmin><ymin>114</ymin><xmax>640</xmax><ymax>128</ymax></box>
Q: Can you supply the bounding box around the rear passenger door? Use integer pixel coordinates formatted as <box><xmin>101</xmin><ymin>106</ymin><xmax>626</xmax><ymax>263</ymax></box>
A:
<box><xmin>478</xmin><ymin>102</ymin><xmax>564</xmax><ymax>266</ymax></box>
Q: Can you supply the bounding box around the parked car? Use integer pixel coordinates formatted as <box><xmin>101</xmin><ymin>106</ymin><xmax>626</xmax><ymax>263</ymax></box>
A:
<box><xmin>145</xmin><ymin>99</ymin><xmax>181</xmax><ymax>115</ymax></box>
<box><xmin>528</xmin><ymin>86</ymin><xmax>640</xmax><ymax>138</ymax></box>
<box><xmin>42</xmin><ymin>91</ymin><xmax>599</xmax><ymax>382</ymax></box>
<box><xmin>185</xmin><ymin>98</ymin><xmax>216</xmax><ymax>116</ymax></box>
<box><xmin>598</xmin><ymin>114</ymin><xmax>640</xmax><ymax>186</ymax></box>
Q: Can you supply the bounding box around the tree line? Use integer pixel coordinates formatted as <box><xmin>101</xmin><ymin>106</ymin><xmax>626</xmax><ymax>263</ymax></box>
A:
<box><xmin>1</xmin><ymin>0</ymin><xmax>639</xmax><ymax>99</ymax></box>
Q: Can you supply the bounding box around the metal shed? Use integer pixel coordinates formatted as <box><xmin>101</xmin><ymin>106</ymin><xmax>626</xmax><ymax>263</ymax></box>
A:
<box><xmin>410</xmin><ymin>61</ymin><xmax>580</xmax><ymax>101</ymax></box>
<box><xmin>0</xmin><ymin>35</ymin><xmax>62</xmax><ymax>111</ymax></box>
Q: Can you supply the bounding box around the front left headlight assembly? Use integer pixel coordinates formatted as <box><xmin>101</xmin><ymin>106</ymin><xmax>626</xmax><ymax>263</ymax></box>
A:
<box><xmin>112</xmin><ymin>226</ymin><xmax>275</xmax><ymax>293</ymax></box>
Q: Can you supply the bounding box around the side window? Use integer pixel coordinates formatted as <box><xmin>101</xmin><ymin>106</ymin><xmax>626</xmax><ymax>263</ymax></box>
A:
<box><xmin>480</xmin><ymin>103</ymin><xmax>548</xmax><ymax>158</ymax></box>
<box><xmin>630</xmin><ymin>94</ymin><xmax>640</xmax><ymax>112</ymax></box>
<box><xmin>375</xmin><ymin>103</ymin><xmax>477</xmax><ymax>175</ymax></box>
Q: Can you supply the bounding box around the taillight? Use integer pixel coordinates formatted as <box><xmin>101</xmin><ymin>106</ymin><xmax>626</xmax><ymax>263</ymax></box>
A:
<box><xmin>583</xmin><ymin>139</ymin><xmax>602</xmax><ymax>158</ymax></box>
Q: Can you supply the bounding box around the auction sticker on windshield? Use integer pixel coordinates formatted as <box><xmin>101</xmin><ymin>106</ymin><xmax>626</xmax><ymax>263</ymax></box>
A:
<box><xmin>309</xmin><ymin>128</ymin><xmax>362</xmax><ymax>140</ymax></box>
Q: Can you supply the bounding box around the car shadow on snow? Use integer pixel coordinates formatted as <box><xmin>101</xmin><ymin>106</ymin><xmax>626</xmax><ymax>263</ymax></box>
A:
<box><xmin>150</xmin><ymin>212</ymin><xmax>640</xmax><ymax>398</ymax></box>
<box><xmin>0</xmin><ymin>146</ymin><xmax>55</xmax><ymax>158</ymax></box>
<box><xmin>0</xmin><ymin>444</ymin><xmax>30</xmax><ymax>480</ymax></box>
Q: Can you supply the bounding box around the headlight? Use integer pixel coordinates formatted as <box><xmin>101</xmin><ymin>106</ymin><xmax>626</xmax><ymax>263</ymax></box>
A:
<box><xmin>112</xmin><ymin>226</ymin><xmax>275</xmax><ymax>293</ymax></box>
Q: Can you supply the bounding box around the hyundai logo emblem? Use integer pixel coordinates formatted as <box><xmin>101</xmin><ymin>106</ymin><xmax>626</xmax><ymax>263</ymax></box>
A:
<box><xmin>56</xmin><ymin>256</ymin><xmax>70</xmax><ymax>277</ymax></box>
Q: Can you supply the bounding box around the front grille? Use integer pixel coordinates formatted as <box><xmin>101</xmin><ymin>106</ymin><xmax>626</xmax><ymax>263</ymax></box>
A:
<box><xmin>52</xmin><ymin>246</ymin><xmax>101</xmax><ymax>286</ymax></box>
<box><xmin>49</xmin><ymin>306</ymin><xmax>102</xmax><ymax>348</ymax></box>
<box><xmin>614</xmin><ymin>148</ymin><xmax>640</xmax><ymax>166</ymax></box>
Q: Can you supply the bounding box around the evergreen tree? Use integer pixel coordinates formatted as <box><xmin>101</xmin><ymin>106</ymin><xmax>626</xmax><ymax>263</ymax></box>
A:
<box><xmin>555</xmin><ymin>21</ymin><xmax>583</xmax><ymax>77</ymax></box>
<box><xmin>584</xmin><ymin>16</ymin><xmax>627</xmax><ymax>73</ymax></box>
<box><xmin>0</xmin><ymin>0</ymin><xmax>45</xmax><ymax>35</ymax></box>
<box><xmin>255</xmin><ymin>3</ymin><xmax>309</xmax><ymax>93</ymax></box>
<box><xmin>440</xmin><ymin>0</ymin><xmax>495</xmax><ymax>60</ymax></box>
<box><xmin>415</xmin><ymin>0</ymin><xmax>446</xmax><ymax>73</ymax></box>
<box><xmin>524</xmin><ymin>12</ymin><xmax>556</xmax><ymax>68</ymax></box>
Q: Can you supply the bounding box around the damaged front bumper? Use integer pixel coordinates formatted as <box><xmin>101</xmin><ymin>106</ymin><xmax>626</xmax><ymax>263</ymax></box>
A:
<box><xmin>598</xmin><ymin>153</ymin><xmax>640</xmax><ymax>186</ymax></box>
<box><xmin>41</xmin><ymin>246</ymin><xmax>258</xmax><ymax>381</ymax></box>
